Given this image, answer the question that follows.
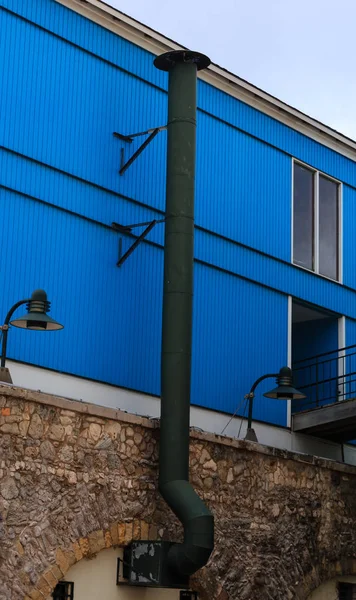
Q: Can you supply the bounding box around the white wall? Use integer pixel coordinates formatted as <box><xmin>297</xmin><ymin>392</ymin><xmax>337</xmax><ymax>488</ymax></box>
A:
<box><xmin>7</xmin><ymin>360</ymin><xmax>356</xmax><ymax>465</ymax></box>
<box><xmin>57</xmin><ymin>548</ymin><xmax>180</xmax><ymax>600</ymax></box>
<box><xmin>58</xmin><ymin>548</ymin><xmax>356</xmax><ymax>600</ymax></box>
<box><xmin>307</xmin><ymin>576</ymin><xmax>356</xmax><ymax>599</ymax></box>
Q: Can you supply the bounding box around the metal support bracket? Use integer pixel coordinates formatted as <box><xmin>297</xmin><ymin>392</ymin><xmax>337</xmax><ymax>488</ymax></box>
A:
<box><xmin>112</xmin><ymin>218</ymin><xmax>165</xmax><ymax>267</ymax></box>
<box><xmin>113</xmin><ymin>126</ymin><xmax>166</xmax><ymax>175</ymax></box>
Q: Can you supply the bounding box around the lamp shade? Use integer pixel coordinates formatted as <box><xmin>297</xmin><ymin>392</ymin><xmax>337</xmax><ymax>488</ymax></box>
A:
<box><xmin>10</xmin><ymin>289</ymin><xmax>63</xmax><ymax>331</ymax></box>
<box><xmin>263</xmin><ymin>366</ymin><xmax>306</xmax><ymax>400</ymax></box>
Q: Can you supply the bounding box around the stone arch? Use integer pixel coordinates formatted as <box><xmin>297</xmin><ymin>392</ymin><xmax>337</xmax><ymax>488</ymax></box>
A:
<box><xmin>24</xmin><ymin>519</ymin><xmax>157</xmax><ymax>600</ymax></box>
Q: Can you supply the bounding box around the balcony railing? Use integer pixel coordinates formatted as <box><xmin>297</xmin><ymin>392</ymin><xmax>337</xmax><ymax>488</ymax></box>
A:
<box><xmin>292</xmin><ymin>344</ymin><xmax>356</xmax><ymax>411</ymax></box>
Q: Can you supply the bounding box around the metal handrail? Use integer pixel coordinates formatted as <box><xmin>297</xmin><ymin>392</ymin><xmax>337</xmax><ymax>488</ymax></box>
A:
<box><xmin>293</xmin><ymin>343</ymin><xmax>356</xmax><ymax>365</ymax></box>
<box><xmin>292</xmin><ymin>344</ymin><xmax>356</xmax><ymax>410</ymax></box>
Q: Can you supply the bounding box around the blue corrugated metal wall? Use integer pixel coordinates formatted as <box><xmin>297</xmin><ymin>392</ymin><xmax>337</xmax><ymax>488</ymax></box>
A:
<box><xmin>192</xmin><ymin>264</ymin><xmax>288</xmax><ymax>424</ymax></box>
<box><xmin>1</xmin><ymin>0</ymin><xmax>356</xmax><ymax>427</ymax></box>
<box><xmin>292</xmin><ymin>318</ymin><xmax>339</xmax><ymax>411</ymax></box>
<box><xmin>347</xmin><ymin>319</ymin><xmax>356</xmax><ymax>346</ymax></box>
<box><xmin>0</xmin><ymin>187</ymin><xmax>288</xmax><ymax>424</ymax></box>
<box><xmin>0</xmin><ymin>187</ymin><xmax>163</xmax><ymax>392</ymax></box>
<box><xmin>343</xmin><ymin>186</ymin><xmax>356</xmax><ymax>290</ymax></box>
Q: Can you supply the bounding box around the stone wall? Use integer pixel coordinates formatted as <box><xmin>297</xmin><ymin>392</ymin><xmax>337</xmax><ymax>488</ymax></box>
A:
<box><xmin>1</xmin><ymin>385</ymin><xmax>356</xmax><ymax>600</ymax></box>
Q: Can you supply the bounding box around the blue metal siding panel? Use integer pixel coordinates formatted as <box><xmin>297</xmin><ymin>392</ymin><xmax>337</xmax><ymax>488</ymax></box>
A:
<box><xmin>0</xmin><ymin>6</ymin><xmax>167</xmax><ymax>212</ymax></box>
<box><xmin>192</xmin><ymin>264</ymin><xmax>288</xmax><ymax>425</ymax></box>
<box><xmin>0</xmin><ymin>0</ymin><xmax>167</xmax><ymax>91</ymax></box>
<box><xmin>292</xmin><ymin>318</ymin><xmax>339</xmax><ymax>411</ymax></box>
<box><xmin>3</xmin><ymin>0</ymin><xmax>356</xmax><ymax>193</ymax></box>
<box><xmin>293</xmin><ymin>320</ymin><xmax>339</xmax><ymax>363</ymax></box>
<box><xmin>346</xmin><ymin>319</ymin><xmax>356</xmax><ymax>346</ymax></box>
<box><xmin>195</xmin><ymin>230</ymin><xmax>356</xmax><ymax>320</ymax></box>
<box><xmin>198</xmin><ymin>80</ymin><xmax>356</xmax><ymax>189</ymax></box>
<box><xmin>0</xmin><ymin>186</ymin><xmax>288</xmax><ymax>426</ymax></box>
<box><xmin>3</xmin><ymin>140</ymin><xmax>356</xmax><ymax>320</ymax></box>
<box><xmin>2</xmin><ymin>0</ymin><xmax>356</xmax><ymax>266</ymax></box>
<box><xmin>2</xmin><ymin>0</ymin><xmax>356</xmax><ymax>426</ymax></box>
<box><xmin>0</xmin><ymin>148</ymin><xmax>165</xmax><ymax>247</ymax></box>
<box><xmin>196</xmin><ymin>114</ymin><xmax>291</xmax><ymax>260</ymax></box>
<box><xmin>343</xmin><ymin>185</ymin><xmax>356</xmax><ymax>289</ymax></box>
<box><xmin>0</xmin><ymin>187</ymin><xmax>163</xmax><ymax>394</ymax></box>
<box><xmin>345</xmin><ymin>319</ymin><xmax>356</xmax><ymax>409</ymax></box>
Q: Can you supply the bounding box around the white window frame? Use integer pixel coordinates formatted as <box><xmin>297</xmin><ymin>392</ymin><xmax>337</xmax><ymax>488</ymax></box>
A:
<box><xmin>291</xmin><ymin>158</ymin><xmax>343</xmax><ymax>283</ymax></box>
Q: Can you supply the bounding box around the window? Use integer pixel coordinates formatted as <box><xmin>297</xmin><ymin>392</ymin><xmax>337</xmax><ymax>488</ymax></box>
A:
<box><xmin>293</xmin><ymin>162</ymin><xmax>341</xmax><ymax>281</ymax></box>
<box><xmin>339</xmin><ymin>582</ymin><xmax>356</xmax><ymax>599</ymax></box>
<box><xmin>52</xmin><ymin>582</ymin><xmax>74</xmax><ymax>600</ymax></box>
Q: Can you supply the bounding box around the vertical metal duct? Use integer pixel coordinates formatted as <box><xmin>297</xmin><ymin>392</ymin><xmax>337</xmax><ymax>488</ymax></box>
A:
<box><xmin>154</xmin><ymin>50</ymin><xmax>214</xmax><ymax>578</ymax></box>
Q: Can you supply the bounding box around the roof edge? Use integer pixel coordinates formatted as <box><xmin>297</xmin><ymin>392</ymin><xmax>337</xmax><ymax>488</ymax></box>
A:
<box><xmin>55</xmin><ymin>0</ymin><xmax>356</xmax><ymax>162</ymax></box>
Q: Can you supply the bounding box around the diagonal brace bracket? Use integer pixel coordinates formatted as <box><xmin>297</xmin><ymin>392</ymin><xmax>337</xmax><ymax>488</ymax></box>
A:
<box><xmin>112</xmin><ymin>218</ymin><xmax>165</xmax><ymax>267</ymax></box>
<box><xmin>113</xmin><ymin>126</ymin><xmax>166</xmax><ymax>175</ymax></box>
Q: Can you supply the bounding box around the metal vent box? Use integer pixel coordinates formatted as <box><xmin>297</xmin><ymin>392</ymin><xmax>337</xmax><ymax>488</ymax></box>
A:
<box><xmin>120</xmin><ymin>541</ymin><xmax>189</xmax><ymax>589</ymax></box>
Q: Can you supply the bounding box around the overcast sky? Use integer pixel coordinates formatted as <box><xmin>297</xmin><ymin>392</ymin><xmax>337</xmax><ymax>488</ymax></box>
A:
<box><xmin>107</xmin><ymin>0</ymin><xmax>356</xmax><ymax>140</ymax></box>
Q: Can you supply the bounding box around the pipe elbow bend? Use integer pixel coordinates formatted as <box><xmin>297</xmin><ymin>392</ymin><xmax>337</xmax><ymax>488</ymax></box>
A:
<box><xmin>159</xmin><ymin>479</ymin><xmax>214</xmax><ymax>577</ymax></box>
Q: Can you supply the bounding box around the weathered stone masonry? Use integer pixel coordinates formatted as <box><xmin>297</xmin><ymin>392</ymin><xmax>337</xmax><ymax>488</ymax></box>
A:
<box><xmin>1</xmin><ymin>385</ymin><xmax>356</xmax><ymax>600</ymax></box>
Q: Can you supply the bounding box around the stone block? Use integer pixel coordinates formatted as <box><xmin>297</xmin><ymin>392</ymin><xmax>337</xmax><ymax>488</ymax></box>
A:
<box><xmin>105</xmin><ymin>421</ymin><xmax>121</xmax><ymax>439</ymax></box>
<box><xmin>51</xmin><ymin>566</ymin><xmax>63</xmax><ymax>582</ymax></box>
<box><xmin>28</xmin><ymin>414</ymin><xmax>44</xmax><ymax>439</ymax></box>
<box><xmin>56</xmin><ymin>548</ymin><xmax>70</xmax><ymax>575</ymax></box>
<box><xmin>118</xmin><ymin>523</ymin><xmax>126</xmax><ymax>545</ymax></box>
<box><xmin>15</xmin><ymin>540</ymin><xmax>24</xmax><ymax>556</ymax></box>
<box><xmin>133</xmin><ymin>432</ymin><xmax>142</xmax><ymax>445</ymax></box>
<box><xmin>110</xmin><ymin>523</ymin><xmax>119</xmax><ymax>545</ymax></box>
<box><xmin>124</xmin><ymin>522</ymin><xmax>133</xmax><ymax>545</ymax></box>
<box><xmin>19</xmin><ymin>420</ymin><xmax>30</xmax><ymax>436</ymax></box>
<box><xmin>149</xmin><ymin>524</ymin><xmax>157</xmax><ymax>540</ymax></box>
<box><xmin>0</xmin><ymin>422</ymin><xmax>19</xmax><ymax>434</ymax></box>
<box><xmin>79</xmin><ymin>537</ymin><xmax>90</xmax><ymax>557</ymax></box>
<box><xmin>104</xmin><ymin>530</ymin><xmax>112</xmax><ymax>548</ymax></box>
<box><xmin>1</xmin><ymin>476</ymin><xmax>19</xmax><ymax>500</ymax></box>
<box><xmin>40</xmin><ymin>440</ymin><xmax>56</xmax><ymax>461</ymax></box>
<box><xmin>88</xmin><ymin>423</ymin><xmax>101</xmax><ymax>442</ymax></box>
<box><xmin>36</xmin><ymin>576</ymin><xmax>51</xmax><ymax>597</ymax></box>
<box><xmin>72</xmin><ymin>542</ymin><xmax>83</xmax><ymax>562</ymax></box>
<box><xmin>199</xmin><ymin>448</ymin><xmax>211</xmax><ymax>464</ymax></box>
<box><xmin>88</xmin><ymin>530</ymin><xmax>106</xmax><ymax>555</ymax></box>
<box><xmin>64</xmin><ymin>549</ymin><xmax>76</xmax><ymax>568</ymax></box>
<box><xmin>133</xmin><ymin>520</ymin><xmax>141</xmax><ymax>540</ymax></box>
<box><xmin>48</xmin><ymin>423</ymin><xmax>65</xmax><ymax>441</ymax></box>
<box><xmin>140</xmin><ymin>521</ymin><xmax>149</xmax><ymax>539</ymax></box>
<box><xmin>42</xmin><ymin>568</ymin><xmax>59</xmax><ymax>589</ymax></box>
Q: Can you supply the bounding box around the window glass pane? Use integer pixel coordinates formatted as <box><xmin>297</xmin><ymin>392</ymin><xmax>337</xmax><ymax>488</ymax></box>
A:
<box><xmin>319</xmin><ymin>176</ymin><xmax>338</xmax><ymax>280</ymax></box>
<box><xmin>293</xmin><ymin>164</ymin><xmax>314</xmax><ymax>270</ymax></box>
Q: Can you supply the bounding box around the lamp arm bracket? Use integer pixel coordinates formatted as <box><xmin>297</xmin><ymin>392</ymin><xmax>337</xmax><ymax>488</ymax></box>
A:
<box><xmin>3</xmin><ymin>299</ymin><xmax>31</xmax><ymax>327</ymax></box>
<box><xmin>113</xmin><ymin>126</ymin><xmax>167</xmax><ymax>176</ymax></box>
<box><xmin>1</xmin><ymin>298</ymin><xmax>30</xmax><ymax>369</ymax></box>
<box><xmin>113</xmin><ymin>219</ymin><xmax>165</xmax><ymax>267</ymax></box>
<box><xmin>249</xmin><ymin>373</ymin><xmax>278</xmax><ymax>396</ymax></box>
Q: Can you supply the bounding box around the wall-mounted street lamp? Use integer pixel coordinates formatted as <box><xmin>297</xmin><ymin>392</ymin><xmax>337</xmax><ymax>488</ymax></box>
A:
<box><xmin>245</xmin><ymin>366</ymin><xmax>306</xmax><ymax>442</ymax></box>
<box><xmin>0</xmin><ymin>289</ymin><xmax>63</xmax><ymax>384</ymax></box>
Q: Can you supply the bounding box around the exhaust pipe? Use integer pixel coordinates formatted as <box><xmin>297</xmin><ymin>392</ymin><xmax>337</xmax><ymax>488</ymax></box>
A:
<box><xmin>154</xmin><ymin>50</ymin><xmax>214</xmax><ymax>578</ymax></box>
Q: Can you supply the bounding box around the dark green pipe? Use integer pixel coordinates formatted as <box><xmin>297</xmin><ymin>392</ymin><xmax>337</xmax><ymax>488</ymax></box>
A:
<box><xmin>154</xmin><ymin>50</ymin><xmax>214</xmax><ymax>577</ymax></box>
